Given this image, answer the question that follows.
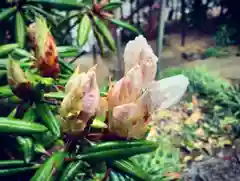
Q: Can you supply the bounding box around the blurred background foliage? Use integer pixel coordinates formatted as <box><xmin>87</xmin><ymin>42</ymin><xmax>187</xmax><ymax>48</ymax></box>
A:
<box><xmin>0</xmin><ymin>0</ymin><xmax>139</xmax><ymax>54</ymax></box>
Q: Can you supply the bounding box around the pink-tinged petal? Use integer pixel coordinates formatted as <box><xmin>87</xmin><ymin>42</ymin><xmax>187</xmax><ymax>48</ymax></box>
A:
<box><xmin>82</xmin><ymin>69</ymin><xmax>100</xmax><ymax>116</ymax></box>
<box><xmin>112</xmin><ymin>103</ymin><xmax>139</xmax><ymax>122</ymax></box>
<box><xmin>139</xmin><ymin>75</ymin><xmax>189</xmax><ymax>114</ymax></box>
<box><xmin>109</xmin><ymin>102</ymin><xmax>147</xmax><ymax>138</ymax></box>
<box><xmin>141</xmin><ymin>59</ymin><xmax>157</xmax><ymax>87</ymax></box>
<box><xmin>123</xmin><ymin>35</ymin><xmax>158</xmax><ymax>84</ymax></box>
<box><xmin>107</xmin><ymin>65</ymin><xmax>143</xmax><ymax>108</ymax></box>
<box><xmin>124</xmin><ymin>38</ymin><xmax>142</xmax><ymax>73</ymax></box>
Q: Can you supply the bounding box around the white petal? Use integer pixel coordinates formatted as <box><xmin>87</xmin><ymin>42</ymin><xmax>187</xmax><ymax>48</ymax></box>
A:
<box><xmin>123</xmin><ymin>35</ymin><xmax>158</xmax><ymax>74</ymax></box>
<box><xmin>143</xmin><ymin>74</ymin><xmax>189</xmax><ymax>113</ymax></box>
<box><xmin>107</xmin><ymin>65</ymin><xmax>143</xmax><ymax>108</ymax></box>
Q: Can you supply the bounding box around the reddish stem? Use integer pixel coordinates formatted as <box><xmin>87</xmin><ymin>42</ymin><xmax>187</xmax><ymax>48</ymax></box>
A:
<box><xmin>101</xmin><ymin>168</ymin><xmax>111</xmax><ymax>181</ymax></box>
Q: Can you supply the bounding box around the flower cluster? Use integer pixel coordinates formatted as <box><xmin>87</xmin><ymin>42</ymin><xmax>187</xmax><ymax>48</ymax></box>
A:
<box><xmin>60</xmin><ymin>35</ymin><xmax>189</xmax><ymax>138</ymax></box>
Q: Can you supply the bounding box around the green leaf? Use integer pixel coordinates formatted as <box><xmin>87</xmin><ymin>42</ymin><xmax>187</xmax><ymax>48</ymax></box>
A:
<box><xmin>0</xmin><ymin>160</ymin><xmax>33</xmax><ymax>168</ymax></box>
<box><xmin>15</xmin><ymin>12</ymin><xmax>26</xmax><ymax>48</ymax></box>
<box><xmin>108</xmin><ymin>18</ymin><xmax>139</xmax><ymax>34</ymax></box>
<box><xmin>44</xmin><ymin>91</ymin><xmax>66</xmax><ymax>99</ymax></box>
<box><xmin>102</xmin><ymin>1</ymin><xmax>122</xmax><ymax>11</ymax></box>
<box><xmin>27</xmin><ymin>0</ymin><xmax>85</xmax><ymax>11</ymax></box>
<box><xmin>58</xmin><ymin>46</ymin><xmax>79</xmax><ymax>58</ymax></box>
<box><xmin>0</xmin><ymin>85</ymin><xmax>14</xmax><ymax>97</ymax></box>
<box><xmin>0</xmin><ymin>165</ymin><xmax>40</xmax><ymax>176</ymax></box>
<box><xmin>0</xmin><ymin>7</ymin><xmax>17</xmax><ymax>22</ymax></box>
<box><xmin>78</xmin><ymin>14</ymin><xmax>91</xmax><ymax>47</ymax></box>
<box><xmin>25</xmin><ymin>5</ymin><xmax>57</xmax><ymax>24</ymax></box>
<box><xmin>17</xmin><ymin>136</ymin><xmax>34</xmax><ymax>163</ymax></box>
<box><xmin>110</xmin><ymin>160</ymin><xmax>151</xmax><ymax>181</ymax></box>
<box><xmin>93</xmin><ymin>27</ymin><xmax>105</xmax><ymax>55</ymax></box>
<box><xmin>0</xmin><ymin>44</ymin><xmax>19</xmax><ymax>58</ymax></box>
<box><xmin>77</xmin><ymin>141</ymin><xmax>158</xmax><ymax>161</ymax></box>
<box><xmin>0</xmin><ymin>117</ymin><xmax>48</xmax><ymax>134</ymax></box>
<box><xmin>12</xmin><ymin>48</ymin><xmax>36</xmax><ymax>60</ymax></box>
<box><xmin>56</xmin><ymin>12</ymin><xmax>79</xmax><ymax>30</ymax></box>
<box><xmin>57</xmin><ymin>46</ymin><xmax>78</xmax><ymax>53</ymax></box>
<box><xmin>34</xmin><ymin>143</ymin><xmax>48</xmax><ymax>154</ymax></box>
<box><xmin>58</xmin><ymin>59</ymin><xmax>74</xmax><ymax>73</ymax></box>
<box><xmin>30</xmin><ymin>151</ymin><xmax>66</xmax><ymax>181</ymax></box>
<box><xmin>94</xmin><ymin>17</ymin><xmax>116</xmax><ymax>52</ymax></box>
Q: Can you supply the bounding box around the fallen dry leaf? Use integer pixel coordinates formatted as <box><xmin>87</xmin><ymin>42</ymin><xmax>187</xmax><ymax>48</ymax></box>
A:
<box><xmin>185</xmin><ymin>110</ymin><xmax>203</xmax><ymax>125</ymax></box>
<box><xmin>192</xmin><ymin>95</ymin><xmax>198</xmax><ymax>106</ymax></box>
<box><xmin>195</xmin><ymin>127</ymin><xmax>205</xmax><ymax>137</ymax></box>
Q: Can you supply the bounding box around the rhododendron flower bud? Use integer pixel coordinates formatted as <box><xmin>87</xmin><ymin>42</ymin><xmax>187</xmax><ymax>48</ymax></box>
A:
<box><xmin>60</xmin><ymin>66</ymin><xmax>100</xmax><ymax>133</ymax></box>
<box><xmin>124</xmin><ymin>35</ymin><xmax>158</xmax><ymax>85</ymax></box>
<box><xmin>107</xmin><ymin>65</ymin><xmax>143</xmax><ymax>109</ymax></box>
<box><xmin>27</xmin><ymin>17</ymin><xmax>60</xmax><ymax>78</ymax></box>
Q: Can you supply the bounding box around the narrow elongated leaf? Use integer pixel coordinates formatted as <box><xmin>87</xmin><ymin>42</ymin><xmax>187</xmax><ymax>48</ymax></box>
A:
<box><xmin>58</xmin><ymin>59</ymin><xmax>74</xmax><ymax>73</ymax></box>
<box><xmin>57</xmin><ymin>46</ymin><xmax>79</xmax><ymax>53</ymax></box>
<box><xmin>0</xmin><ymin>165</ymin><xmax>40</xmax><ymax>176</ymax></box>
<box><xmin>25</xmin><ymin>5</ymin><xmax>57</xmax><ymax>24</ymax></box>
<box><xmin>0</xmin><ymin>44</ymin><xmax>19</xmax><ymax>58</ymax></box>
<box><xmin>0</xmin><ymin>59</ymin><xmax>8</xmax><ymax>69</ymax></box>
<box><xmin>15</xmin><ymin>12</ymin><xmax>26</xmax><ymax>48</ymax></box>
<box><xmin>17</xmin><ymin>136</ymin><xmax>34</xmax><ymax>163</ymax></box>
<box><xmin>0</xmin><ymin>7</ymin><xmax>17</xmax><ymax>22</ymax></box>
<box><xmin>102</xmin><ymin>2</ymin><xmax>122</xmax><ymax>11</ymax></box>
<box><xmin>12</xmin><ymin>48</ymin><xmax>36</xmax><ymax>60</ymax></box>
<box><xmin>0</xmin><ymin>85</ymin><xmax>14</xmax><ymax>97</ymax></box>
<box><xmin>93</xmin><ymin>27</ymin><xmax>105</xmax><ymax>55</ymax></box>
<box><xmin>59</xmin><ymin>51</ymin><xmax>79</xmax><ymax>58</ymax></box>
<box><xmin>30</xmin><ymin>151</ymin><xmax>66</xmax><ymax>181</ymax></box>
<box><xmin>0</xmin><ymin>117</ymin><xmax>48</xmax><ymax>134</ymax></box>
<box><xmin>0</xmin><ymin>160</ymin><xmax>33</xmax><ymax>168</ymax></box>
<box><xmin>44</xmin><ymin>91</ymin><xmax>66</xmax><ymax>99</ymax></box>
<box><xmin>56</xmin><ymin>12</ymin><xmax>79</xmax><ymax>29</ymax></box>
<box><xmin>27</xmin><ymin>0</ymin><xmax>85</xmax><ymax>11</ymax></box>
<box><xmin>59</xmin><ymin>161</ymin><xmax>84</xmax><ymax>181</ymax></box>
<box><xmin>77</xmin><ymin>14</ymin><xmax>91</xmax><ymax>47</ymax></box>
<box><xmin>108</xmin><ymin>18</ymin><xmax>139</xmax><ymax>34</ymax></box>
<box><xmin>34</xmin><ymin>144</ymin><xmax>48</xmax><ymax>154</ymax></box>
<box><xmin>94</xmin><ymin>17</ymin><xmax>116</xmax><ymax>52</ymax></box>
<box><xmin>36</xmin><ymin>103</ymin><xmax>61</xmax><ymax>138</ymax></box>
<box><xmin>110</xmin><ymin>160</ymin><xmax>151</xmax><ymax>181</ymax></box>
